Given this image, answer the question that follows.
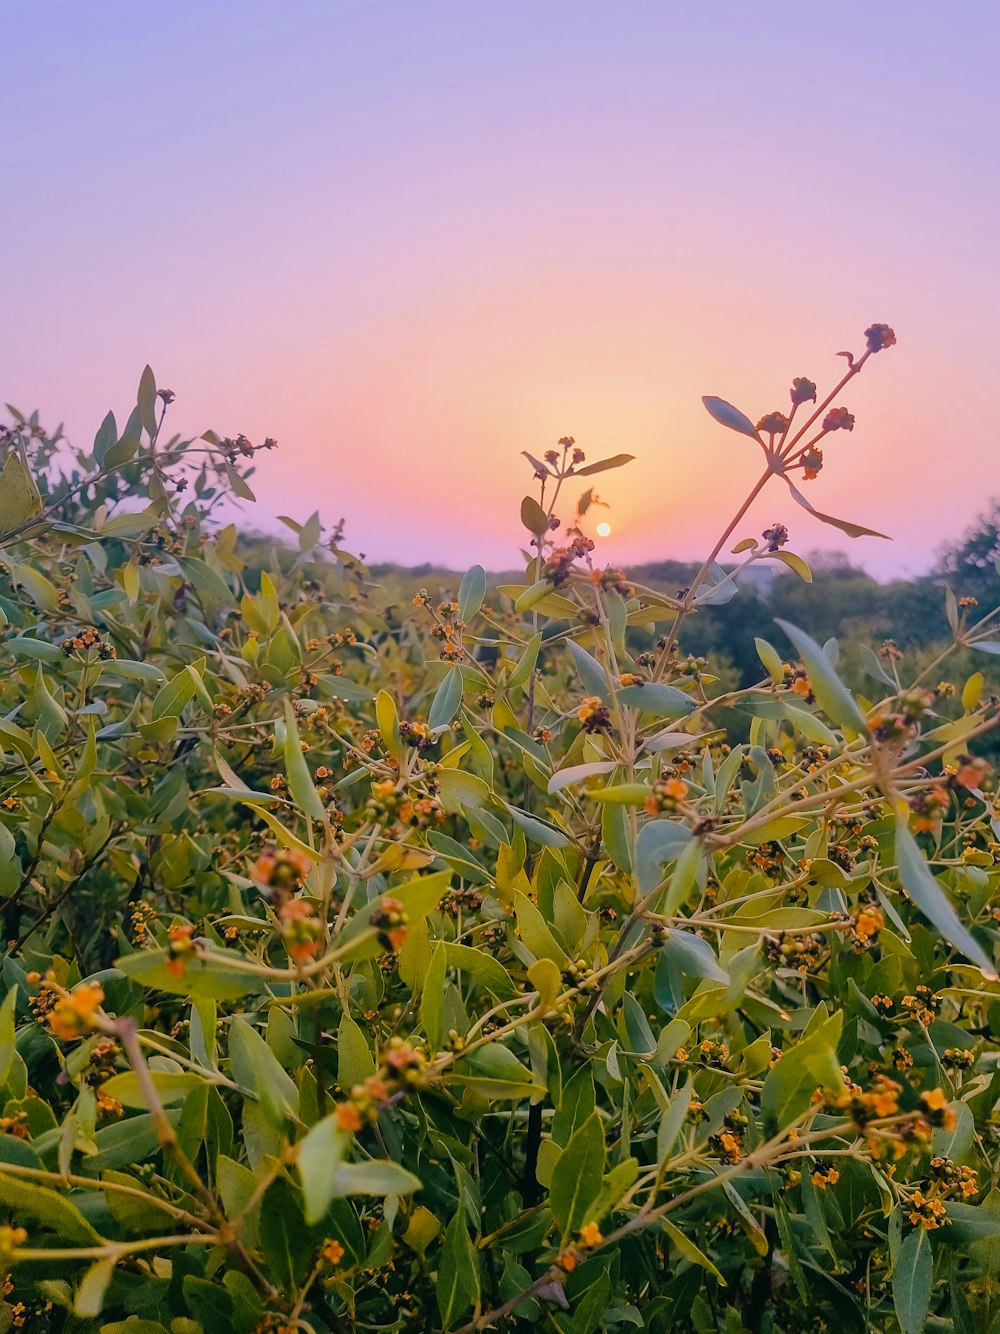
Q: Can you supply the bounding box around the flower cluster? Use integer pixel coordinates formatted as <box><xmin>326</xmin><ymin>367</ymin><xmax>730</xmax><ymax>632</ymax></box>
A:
<box><xmin>60</xmin><ymin>624</ymin><xmax>116</xmax><ymax>659</ymax></box>
<box><xmin>44</xmin><ymin>980</ymin><xmax>105</xmax><ymax>1042</ymax></box>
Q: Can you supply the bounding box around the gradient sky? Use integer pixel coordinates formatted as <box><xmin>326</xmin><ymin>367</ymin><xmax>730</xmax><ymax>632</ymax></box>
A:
<box><xmin>5</xmin><ymin>1</ymin><xmax>999</xmax><ymax>578</ymax></box>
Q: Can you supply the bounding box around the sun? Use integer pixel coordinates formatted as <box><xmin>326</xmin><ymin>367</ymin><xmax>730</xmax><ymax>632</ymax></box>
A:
<box><xmin>595</xmin><ymin>521</ymin><xmax>612</xmax><ymax>538</ymax></box>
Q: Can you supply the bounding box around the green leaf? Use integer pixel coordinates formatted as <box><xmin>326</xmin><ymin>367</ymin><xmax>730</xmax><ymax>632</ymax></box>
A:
<box><xmin>521</xmin><ymin>495</ymin><xmax>550</xmax><ymax>537</ymax></box>
<box><xmin>553</xmin><ymin>1066</ymin><xmax>596</xmax><ymax>1146</ymax></box>
<box><xmin>99</xmin><ymin>1070</ymin><xmax>202</xmax><ymax>1109</ymax></box>
<box><xmin>761</xmin><ymin>1012</ymin><xmax>845</xmax><ymax>1129</ymax></box>
<box><xmin>259</xmin><ymin>1178</ymin><xmax>311</xmax><ymax>1288</ymax></box>
<box><xmin>785</xmin><ymin>480</ymin><xmax>890</xmax><ymax>540</ymax></box>
<box><xmin>775</xmin><ymin>618</ymin><xmax>866</xmax><ymax>732</ymax></box>
<box><xmin>636</xmin><ymin>819</ymin><xmax>692</xmax><ymax>894</ymax></box>
<box><xmin>506</xmin><ymin>632</ymin><xmax>542</xmax><ymax>688</ymax></box>
<box><xmin>702</xmin><ymin>396</ymin><xmax>762</xmax><ymax>441</ymax></box>
<box><xmin>115</xmin><ymin>405</ymin><xmax>143</xmax><ymax>462</ymax></box>
<box><xmin>449</xmin><ymin>1074</ymin><xmax>545</xmax><ymax>1101</ymax></box>
<box><xmin>755</xmin><ymin>636</ymin><xmax>784</xmax><ymax>684</ymax></box>
<box><xmin>659</xmin><ymin>835</ymin><xmax>703</xmax><ymax>915</ymax></box>
<box><xmin>151</xmin><ymin>666</ymin><xmax>200</xmax><ymax>721</ymax></box>
<box><xmin>458</xmin><ymin>565</ymin><xmax>486</xmax><ymax>621</ymax></box>
<box><xmin>436</xmin><ymin>1207</ymin><xmax>480</xmax><ymax>1326</ymax></box>
<box><xmin>100</xmin><ymin>510</ymin><xmax>158</xmax><ymax>540</ymax></box>
<box><xmin>0</xmin><ymin>450</ymin><xmax>42</xmax><ymax>538</ymax></box>
<box><xmin>568</xmin><ymin>639</ymin><xmax>609</xmax><ymax>698</ymax></box>
<box><xmin>602</xmin><ymin>801</ymin><xmax>634</xmax><ymax>875</ymax></box>
<box><xmin>504</xmin><ymin>802</ymin><xmax>570</xmax><ymax>847</ymax></box>
<box><xmin>78</xmin><ymin>1111</ymin><xmax>178</xmax><ymax>1176</ymax></box>
<box><xmin>662</xmin><ymin>1219</ymin><xmax>726</xmax><ymax>1284</ymax></box>
<box><xmin>338</xmin><ymin>869</ymin><xmax>452</xmax><ymax>959</ymax></box>
<box><xmin>428</xmin><ymin>668</ymin><xmax>464</xmax><ymax>730</ymax></box>
<box><xmin>588</xmin><ymin>783</ymin><xmax>651</xmax><ymax>805</ymax></box>
<box><xmin>444</xmin><ymin>943</ymin><xmax>518</xmax><ymax>999</ymax></box>
<box><xmin>116</xmin><ymin>946</ymin><xmax>259</xmax><ymax>1001</ymax></box>
<box><xmin>297</xmin><ymin>1112</ymin><xmax>350</xmax><ymax>1223</ymax></box>
<box><xmin>0</xmin><ymin>1170</ymin><xmax>103</xmax><ymax>1243</ymax></box>
<box><xmin>3</xmin><ymin>635</ymin><xmax>62</xmax><ymax>662</ymax></box>
<box><xmin>768</xmin><ymin>549</ymin><xmax>812</xmax><ymax>582</ymax></box>
<box><xmin>895</xmin><ymin>820</ymin><xmax>997</xmax><ymax>978</ymax></box>
<box><xmin>332</xmin><ymin>1160</ymin><xmax>422</xmax><ymax>1196</ymax></box>
<box><xmin>550</xmin><ymin>1111</ymin><xmax>605</xmax><ymax>1237</ymax></box>
<box><xmin>893</xmin><ymin>1225</ymin><xmax>932</xmax><ymax>1334</ymax></box>
<box><xmin>514</xmin><ymin>890</ymin><xmax>568</xmax><ymax>964</ymax></box>
<box><xmin>101</xmin><ymin>659</ymin><xmax>166</xmax><ymax>684</ymax></box>
<box><xmin>615</xmin><ymin>682</ymin><xmax>695</xmax><ymax>718</ymax></box>
<box><xmin>337</xmin><ymin>1013</ymin><xmax>377</xmax><ymax>1089</ymax></box>
<box><xmin>137</xmin><ymin>365</ymin><xmax>158</xmax><ymax>437</ymax></box>
<box><xmin>182</xmin><ymin>1276</ymin><xmax>234</xmax><ymax>1330</ymax></box>
<box><xmin>2</xmin><ymin>556</ymin><xmax>58</xmax><ymax>609</ymax></box>
<box><xmin>282</xmin><ymin>698</ymin><xmax>324</xmax><ymax>820</ymax></box>
<box><xmin>100</xmin><ymin>1322</ymin><xmax>171</xmax><ymax>1334</ymax></box>
<box><xmin>655</xmin><ymin>931</ymin><xmax>728</xmax><ymax>1012</ymax></box>
<box><xmin>420</xmin><ymin>943</ymin><xmax>447</xmax><ymax>1049</ymax></box>
<box><xmin>75</xmin><ymin>1259</ymin><xmax>116</xmax><ymax>1318</ymax></box>
<box><xmin>548</xmin><ymin>760</ymin><xmax>618</xmax><ymax>794</ymax></box>
<box><xmin>0</xmin><ymin>986</ymin><xmax>18</xmax><ymax>1090</ymax></box>
<box><xmin>376</xmin><ymin>689</ymin><xmax>403</xmax><ymax>760</ymax></box>
<box><xmin>92</xmin><ymin>410</ymin><xmax>118</xmax><ymax>465</ymax></box>
<box><xmin>228</xmin><ymin>1017</ymin><xmax>299</xmax><ymax>1126</ymax></box>
<box><xmin>657</xmin><ymin>1079</ymin><xmax>694</xmax><ymax>1165</ymax></box>
<box><xmin>573</xmin><ymin>453</ymin><xmax>635</xmax><ymax>476</ymax></box>
<box><xmin>740</xmin><ymin>815</ymin><xmax>809</xmax><ymax>845</ymax></box>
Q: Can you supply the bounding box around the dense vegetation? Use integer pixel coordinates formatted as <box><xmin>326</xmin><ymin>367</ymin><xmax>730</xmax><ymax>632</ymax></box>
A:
<box><xmin>3</xmin><ymin>330</ymin><xmax>1000</xmax><ymax>1333</ymax></box>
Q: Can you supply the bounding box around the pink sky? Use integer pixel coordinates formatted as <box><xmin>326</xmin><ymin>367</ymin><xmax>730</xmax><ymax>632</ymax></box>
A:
<box><xmin>5</xmin><ymin>2</ymin><xmax>999</xmax><ymax>579</ymax></box>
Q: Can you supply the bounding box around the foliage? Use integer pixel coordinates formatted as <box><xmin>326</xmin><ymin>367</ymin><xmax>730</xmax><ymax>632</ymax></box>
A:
<box><xmin>936</xmin><ymin>498</ymin><xmax>1000</xmax><ymax>610</ymax></box>
<box><xmin>2</xmin><ymin>331</ymin><xmax>1000</xmax><ymax>1333</ymax></box>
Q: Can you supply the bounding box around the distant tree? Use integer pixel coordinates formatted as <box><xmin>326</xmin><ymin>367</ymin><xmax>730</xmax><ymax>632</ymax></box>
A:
<box><xmin>804</xmin><ymin>548</ymin><xmax>857</xmax><ymax>573</ymax></box>
<box><xmin>935</xmin><ymin>497</ymin><xmax>1000</xmax><ymax>605</ymax></box>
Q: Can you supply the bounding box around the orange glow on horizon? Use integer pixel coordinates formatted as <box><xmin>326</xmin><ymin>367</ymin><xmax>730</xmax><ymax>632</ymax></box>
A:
<box><xmin>3</xmin><ymin>3</ymin><xmax>997</xmax><ymax>581</ymax></box>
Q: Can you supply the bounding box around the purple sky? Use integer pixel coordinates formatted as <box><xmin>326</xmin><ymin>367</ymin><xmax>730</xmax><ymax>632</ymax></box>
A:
<box><xmin>5</xmin><ymin>1</ymin><xmax>1000</xmax><ymax>577</ymax></box>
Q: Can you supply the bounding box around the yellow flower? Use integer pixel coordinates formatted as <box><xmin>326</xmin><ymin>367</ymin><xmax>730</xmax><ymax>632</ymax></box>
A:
<box><xmin>47</xmin><ymin>983</ymin><xmax>104</xmax><ymax>1041</ymax></box>
<box><xmin>578</xmin><ymin>1222</ymin><xmax>603</xmax><ymax>1247</ymax></box>
<box><xmin>0</xmin><ymin>1225</ymin><xmax>27</xmax><ymax>1252</ymax></box>
<box><xmin>335</xmin><ymin>1103</ymin><xmax>363</xmax><ymax>1134</ymax></box>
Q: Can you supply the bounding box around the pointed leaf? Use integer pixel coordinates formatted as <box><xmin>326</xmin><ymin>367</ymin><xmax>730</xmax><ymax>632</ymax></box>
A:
<box><xmin>436</xmin><ymin>1207</ymin><xmax>480</xmax><ymax>1325</ymax></box>
<box><xmin>568</xmin><ymin>639</ymin><xmax>609</xmax><ymax>698</ymax></box>
<box><xmin>138</xmin><ymin>365</ymin><xmax>158</xmax><ymax>438</ymax></box>
<box><xmin>574</xmin><ymin>453</ymin><xmax>635</xmax><ymax>476</ymax></box>
<box><xmin>702</xmin><ymin>396</ymin><xmax>762</xmax><ymax>441</ymax></box>
<box><xmin>521</xmin><ymin>495</ymin><xmax>550</xmax><ymax>537</ymax></box>
<box><xmin>895</xmin><ymin>821</ymin><xmax>997</xmax><ymax>977</ymax></box>
<box><xmin>776</xmin><ymin>618</ymin><xmax>866</xmax><ymax>732</ymax></box>
<box><xmin>428</xmin><ymin>668</ymin><xmax>464</xmax><ymax>731</ymax></box>
<box><xmin>616</xmin><ymin>682</ymin><xmax>694</xmax><ymax>718</ymax></box>
<box><xmin>550</xmin><ymin>1112</ymin><xmax>605</xmax><ymax>1237</ymax></box>
<box><xmin>457</xmin><ymin>565</ymin><xmax>486</xmax><ymax>622</ymax></box>
<box><xmin>297</xmin><ymin>1113</ymin><xmax>350</xmax><ymax>1223</ymax></box>
<box><xmin>548</xmin><ymin>760</ymin><xmax>618</xmax><ymax>793</ymax></box>
<box><xmin>786</xmin><ymin>480</ymin><xmax>890</xmax><ymax>540</ymax></box>
<box><xmin>636</xmin><ymin>819</ymin><xmax>692</xmax><ymax>894</ymax></box>
<box><xmin>893</xmin><ymin>1225</ymin><xmax>932</xmax><ymax>1334</ymax></box>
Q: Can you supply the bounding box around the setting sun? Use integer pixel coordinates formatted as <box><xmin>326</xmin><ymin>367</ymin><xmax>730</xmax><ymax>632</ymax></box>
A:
<box><xmin>596</xmin><ymin>521</ymin><xmax>612</xmax><ymax>537</ymax></box>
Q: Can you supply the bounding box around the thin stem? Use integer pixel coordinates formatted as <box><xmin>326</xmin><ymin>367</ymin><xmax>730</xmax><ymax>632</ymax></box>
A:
<box><xmin>654</xmin><ymin>464</ymin><xmax>776</xmax><ymax>678</ymax></box>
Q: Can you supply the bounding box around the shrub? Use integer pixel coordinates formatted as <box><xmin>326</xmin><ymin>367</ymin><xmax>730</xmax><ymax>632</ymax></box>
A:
<box><xmin>2</xmin><ymin>329</ymin><xmax>1000</xmax><ymax>1333</ymax></box>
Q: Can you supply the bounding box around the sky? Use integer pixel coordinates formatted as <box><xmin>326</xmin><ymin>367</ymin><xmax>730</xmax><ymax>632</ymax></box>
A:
<box><xmin>4</xmin><ymin>0</ymin><xmax>999</xmax><ymax>579</ymax></box>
